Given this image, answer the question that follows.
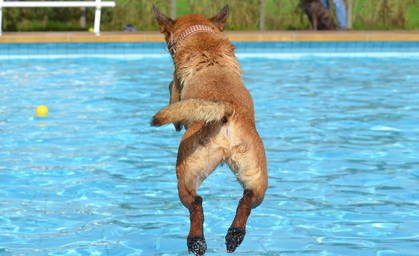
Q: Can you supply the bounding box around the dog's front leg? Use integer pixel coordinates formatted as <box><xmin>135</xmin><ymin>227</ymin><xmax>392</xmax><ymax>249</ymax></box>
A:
<box><xmin>168</xmin><ymin>77</ymin><xmax>184</xmax><ymax>131</ymax></box>
<box><xmin>312</xmin><ymin>13</ymin><xmax>318</xmax><ymax>30</ymax></box>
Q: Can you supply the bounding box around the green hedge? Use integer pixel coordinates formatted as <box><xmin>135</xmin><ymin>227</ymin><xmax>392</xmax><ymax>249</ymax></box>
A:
<box><xmin>2</xmin><ymin>0</ymin><xmax>419</xmax><ymax>32</ymax></box>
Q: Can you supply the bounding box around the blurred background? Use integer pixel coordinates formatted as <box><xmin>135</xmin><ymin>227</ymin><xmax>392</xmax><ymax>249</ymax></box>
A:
<box><xmin>1</xmin><ymin>0</ymin><xmax>419</xmax><ymax>32</ymax></box>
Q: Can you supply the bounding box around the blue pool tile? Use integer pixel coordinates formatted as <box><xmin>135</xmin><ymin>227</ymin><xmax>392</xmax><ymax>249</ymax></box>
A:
<box><xmin>1</xmin><ymin>41</ymin><xmax>419</xmax><ymax>59</ymax></box>
<box><xmin>0</xmin><ymin>43</ymin><xmax>8</xmax><ymax>56</ymax></box>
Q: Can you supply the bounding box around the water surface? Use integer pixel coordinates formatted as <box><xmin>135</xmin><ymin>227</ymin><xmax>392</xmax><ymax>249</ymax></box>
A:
<box><xmin>0</xmin><ymin>56</ymin><xmax>418</xmax><ymax>255</ymax></box>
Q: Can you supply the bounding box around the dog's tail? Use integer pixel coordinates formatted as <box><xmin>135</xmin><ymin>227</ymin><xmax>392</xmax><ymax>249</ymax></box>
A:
<box><xmin>151</xmin><ymin>99</ymin><xmax>233</xmax><ymax>127</ymax></box>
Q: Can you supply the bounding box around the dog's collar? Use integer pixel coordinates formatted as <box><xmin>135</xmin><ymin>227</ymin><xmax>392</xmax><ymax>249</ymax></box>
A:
<box><xmin>167</xmin><ymin>25</ymin><xmax>215</xmax><ymax>56</ymax></box>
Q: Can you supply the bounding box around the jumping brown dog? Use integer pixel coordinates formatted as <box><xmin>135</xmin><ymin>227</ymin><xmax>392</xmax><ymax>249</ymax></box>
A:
<box><xmin>152</xmin><ymin>5</ymin><xmax>268</xmax><ymax>255</ymax></box>
<box><xmin>302</xmin><ymin>0</ymin><xmax>335</xmax><ymax>30</ymax></box>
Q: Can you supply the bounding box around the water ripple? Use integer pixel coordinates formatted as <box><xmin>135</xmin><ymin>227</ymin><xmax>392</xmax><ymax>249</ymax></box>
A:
<box><xmin>0</xmin><ymin>57</ymin><xmax>418</xmax><ymax>255</ymax></box>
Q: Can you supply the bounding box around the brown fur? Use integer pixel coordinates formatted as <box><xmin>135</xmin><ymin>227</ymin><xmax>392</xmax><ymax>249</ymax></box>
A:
<box><xmin>151</xmin><ymin>98</ymin><xmax>233</xmax><ymax>128</ymax></box>
<box><xmin>152</xmin><ymin>5</ymin><xmax>268</xmax><ymax>255</ymax></box>
<box><xmin>302</xmin><ymin>0</ymin><xmax>335</xmax><ymax>30</ymax></box>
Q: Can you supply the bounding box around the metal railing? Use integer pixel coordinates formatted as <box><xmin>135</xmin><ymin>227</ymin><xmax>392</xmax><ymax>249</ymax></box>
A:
<box><xmin>0</xmin><ymin>0</ymin><xmax>116</xmax><ymax>36</ymax></box>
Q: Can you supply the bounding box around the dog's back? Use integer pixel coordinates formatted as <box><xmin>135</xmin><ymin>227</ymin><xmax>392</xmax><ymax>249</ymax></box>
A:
<box><xmin>152</xmin><ymin>14</ymin><xmax>255</xmax><ymax>129</ymax></box>
<box><xmin>152</xmin><ymin>6</ymin><xmax>268</xmax><ymax>255</ymax></box>
<box><xmin>302</xmin><ymin>0</ymin><xmax>334</xmax><ymax>30</ymax></box>
<box><xmin>177</xmin><ymin>26</ymin><xmax>254</xmax><ymax>123</ymax></box>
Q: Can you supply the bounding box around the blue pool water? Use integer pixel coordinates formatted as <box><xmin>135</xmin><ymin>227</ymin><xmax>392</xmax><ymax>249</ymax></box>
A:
<box><xmin>1</xmin><ymin>52</ymin><xmax>419</xmax><ymax>255</ymax></box>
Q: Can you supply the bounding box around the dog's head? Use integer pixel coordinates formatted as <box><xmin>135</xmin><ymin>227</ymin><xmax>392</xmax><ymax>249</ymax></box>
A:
<box><xmin>153</xmin><ymin>5</ymin><xmax>229</xmax><ymax>53</ymax></box>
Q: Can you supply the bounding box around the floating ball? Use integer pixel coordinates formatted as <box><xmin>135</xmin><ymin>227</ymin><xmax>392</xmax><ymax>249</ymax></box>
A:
<box><xmin>89</xmin><ymin>27</ymin><xmax>94</xmax><ymax>32</ymax></box>
<box><xmin>36</xmin><ymin>105</ymin><xmax>48</xmax><ymax>117</ymax></box>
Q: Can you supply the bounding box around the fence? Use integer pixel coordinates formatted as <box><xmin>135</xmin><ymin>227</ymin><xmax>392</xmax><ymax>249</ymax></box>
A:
<box><xmin>0</xmin><ymin>0</ymin><xmax>116</xmax><ymax>36</ymax></box>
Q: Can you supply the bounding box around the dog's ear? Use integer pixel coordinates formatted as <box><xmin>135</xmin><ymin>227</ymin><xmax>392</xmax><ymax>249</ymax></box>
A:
<box><xmin>210</xmin><ymin>4</ymin><xmax>229</xmax><ymax>31</ymax></box>
<box><xmin>153</xmin><ymin>5</ymin><xmax>175</xmax><ymax>35</ymax></box>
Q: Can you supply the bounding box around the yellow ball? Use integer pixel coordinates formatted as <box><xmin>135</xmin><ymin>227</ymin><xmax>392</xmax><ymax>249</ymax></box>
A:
<box><xmin>36</xmin><ymin>105</ymin><xmax>48</xmax><ymax>117</ymax></box>
<box><xmin>89</xmin><ymin>27</ymin><xmax>94</xmax><ymax>32</ymax></box>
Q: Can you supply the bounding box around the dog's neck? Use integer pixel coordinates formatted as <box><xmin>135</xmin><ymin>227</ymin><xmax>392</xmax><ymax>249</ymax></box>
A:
<box><xmin>168</xmin><ymin>25</ymin><xmax>215</xmax><ymax>56</ymax></box>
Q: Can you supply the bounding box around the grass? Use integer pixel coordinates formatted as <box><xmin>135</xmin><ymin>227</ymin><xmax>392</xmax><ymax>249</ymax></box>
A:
<box><xmin>1</xmin><ymin>0</ymin><xmax>418</xmax><ymax>32</ymax></box>
<box><xmin>352</xmin><ymin>0</ymin><xmax>419</xmax><ymax>30</ymax></box>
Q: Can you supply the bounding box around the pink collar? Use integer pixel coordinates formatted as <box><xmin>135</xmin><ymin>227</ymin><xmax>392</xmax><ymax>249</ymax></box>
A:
<box><xmin>168</xmin><ymin>25</ymin><xmax>215</xmax><ymax>55</ymax></box>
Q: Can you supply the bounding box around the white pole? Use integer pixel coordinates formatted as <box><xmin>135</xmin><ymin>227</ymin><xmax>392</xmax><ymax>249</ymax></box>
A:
<box><xmin>347</xmin><ymin>0</ymin><xmax>352</xmax><ymax>29</ymax></box>
<box><xmin>93</xmin><ymin>0</ymin><xmax>101</xmax><ymax>35</ymax></box>
<box><xmin>170</xmin><ymin>0</ymin><xmax>176</xmax><ymax>19</ymax></box>
<box><xmin>259</xmin><ymin>0</ymin><xmax>265</xmax><ymax>31</ymax></box>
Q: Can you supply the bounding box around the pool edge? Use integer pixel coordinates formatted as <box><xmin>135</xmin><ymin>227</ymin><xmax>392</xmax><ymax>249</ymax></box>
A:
<box><xmin>1</xmin><ymin>31</ymin><xmax>419</xmax><ymax>43</ymax></box>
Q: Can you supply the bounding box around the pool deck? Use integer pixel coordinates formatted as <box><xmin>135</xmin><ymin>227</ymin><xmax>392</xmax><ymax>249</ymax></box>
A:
<box><xmin>1</xmin><ymin>31</ymin><xmax>419</xmax><ymax>43</ymax></box>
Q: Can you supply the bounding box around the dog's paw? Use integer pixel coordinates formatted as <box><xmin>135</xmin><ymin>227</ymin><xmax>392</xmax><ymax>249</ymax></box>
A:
<box><xmin>187</xmin><ymin>236</ymin><xmax>207</xmax><ymax>256</ymax></box>
<box><xmin>225</xmin><ymin>227</ymin><xmax>245</xmax><ymax>253</ymax></box>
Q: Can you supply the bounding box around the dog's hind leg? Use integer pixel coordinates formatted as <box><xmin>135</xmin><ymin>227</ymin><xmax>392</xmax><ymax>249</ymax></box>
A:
<box><xmin>176</xmin><ymin>122</ymin><xmax>225</xmax><ymax>256</ymax></box>
<box><xmin>185</xmin><ymin>194</ymin><xmax>206</xmax><ymax>256</ymax></box>
<box><xmin>226</xmin><ymin>131</ymin><xmax>268</xmax><ymax>253</ymax></box>
<box><xmin>226</xmin><ymin>189</ymin><xmax>254</xmax><ymax>253</ymax></box>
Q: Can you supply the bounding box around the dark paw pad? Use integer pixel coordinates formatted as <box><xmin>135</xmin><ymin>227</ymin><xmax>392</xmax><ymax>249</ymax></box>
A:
<box><xmin>225</xmin><ymin>227</ymin><xmax>245</xmax><ymax>253</ymax></box>
<box><xmin>187</xmin><ymin>236</ymin><xmax>207</xmax><ymax>256</ymax></box>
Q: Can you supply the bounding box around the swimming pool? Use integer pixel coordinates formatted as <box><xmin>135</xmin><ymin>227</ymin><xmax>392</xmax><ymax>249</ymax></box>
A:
<box><xmin>1</xmin><ymin>45</ymin><xmax>419</xmax><ymax>255</ymax></box>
